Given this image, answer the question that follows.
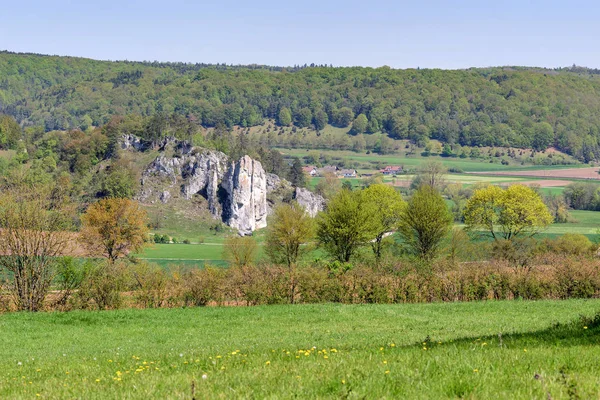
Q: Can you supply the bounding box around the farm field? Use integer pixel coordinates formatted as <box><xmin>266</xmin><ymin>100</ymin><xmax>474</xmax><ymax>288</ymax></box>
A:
<box><xmin>476</xmin><ymin>167</ymin><xmax>600</xmax><ymax>180</ymax></box>
<box><xmin>1</xmin><ymin>300</ymin><xmax>599</xmax><ymax>399</ymax></box>
<box><xmin>278</xmin><ymin>148</ymin><xmax>584</xmax><ymax>173</ymax></box>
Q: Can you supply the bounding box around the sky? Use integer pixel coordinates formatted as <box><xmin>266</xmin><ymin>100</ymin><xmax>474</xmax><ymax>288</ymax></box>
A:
<box><xmin>1</xmin><ymin>0</ymin><xmax>599</xmax><ymax>69</ymax></box>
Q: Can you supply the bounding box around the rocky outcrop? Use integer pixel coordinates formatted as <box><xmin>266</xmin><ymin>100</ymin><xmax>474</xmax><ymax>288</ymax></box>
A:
<box><xmin>138</xmin><ymin>137</ymin><xmax>325</xmax><ymax>232</ymax></box>
<box><xmin>222</xmin><ymin>156</ymin><xmax>268</xmax><ymax>234</ymax></box>
<box><xmin>294</xmin><ymin>187</ymin><xmax>326</xmax><ymax>217</ymax></box>
<box><xmin>120</xmin><ymin>134</ymin><xmax>148</xmax><ymax>152</ymax></box>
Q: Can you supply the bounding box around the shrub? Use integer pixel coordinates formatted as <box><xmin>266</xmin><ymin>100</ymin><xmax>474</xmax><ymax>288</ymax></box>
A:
<box><xmin>75</xmin><ymin>261</ymin><xmax>130</xmax><ymax>310</ymax></box>
<box><xmin>183</xmin><ymin>267</ymin><xmax>225</xmax><ymax>306</ymax></box>
<box><xmin>183</xmin><ymin>239</ymin><xmax>191</xmax><ymax>244</ymax></box>
<box><xmin>130</xmin><ymin>262</ymin><xmax>169</xmax><ymax>308</ymax></box>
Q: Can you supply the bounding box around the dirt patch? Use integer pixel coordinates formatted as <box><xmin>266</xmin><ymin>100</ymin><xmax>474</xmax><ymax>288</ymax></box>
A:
<box><xmin>500</xmin><ymin>179</ymin><xmax>573</xmax><ymax>188</ymax></box>
<box><xmin>472</xmin><ymin>167</ymin><xmax>600</xmax><ymax>180</ymax></box>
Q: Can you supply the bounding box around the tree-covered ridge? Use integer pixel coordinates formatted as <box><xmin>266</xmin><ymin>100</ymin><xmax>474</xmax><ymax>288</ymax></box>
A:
<box><xmin>3</xmin><ymin>51</ymin><xmax>600</xmax><ymax>160</ymax></box>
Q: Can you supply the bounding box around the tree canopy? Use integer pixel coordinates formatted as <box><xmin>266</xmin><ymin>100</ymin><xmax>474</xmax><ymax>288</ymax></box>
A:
<box><xmin>3</xmin><ymin>52</ymin><xmax>600</xmax><ymax>160</ymax></box>
<box><xmin>463</xmin><ymin>184</ymin><xmax>554</xmax><ymax>240</ymax></box>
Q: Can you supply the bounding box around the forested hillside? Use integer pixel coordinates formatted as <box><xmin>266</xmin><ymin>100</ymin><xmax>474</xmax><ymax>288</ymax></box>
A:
<box><xmin>3</xmin><ymin>51</ymin><xmax>600</xmax><ymax>160</ymax></box>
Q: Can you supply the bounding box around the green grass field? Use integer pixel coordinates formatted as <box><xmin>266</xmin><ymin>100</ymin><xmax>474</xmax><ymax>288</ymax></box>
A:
<box><xmin>1</xmin><ymin>300</ymin><xmax>599</xmax><ymax>399</ymax></box>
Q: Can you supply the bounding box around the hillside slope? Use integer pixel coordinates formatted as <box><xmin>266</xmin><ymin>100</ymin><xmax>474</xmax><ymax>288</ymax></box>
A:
<box><xmin>2</xmin><ymin>51</ymin><xmax>600</xmax><ymax>160</ymax></box>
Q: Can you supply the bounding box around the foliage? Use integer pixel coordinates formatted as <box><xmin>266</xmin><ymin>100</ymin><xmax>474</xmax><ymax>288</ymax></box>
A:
<box><xmin>398</xmin><ymin>185</ymin><xmax>453</xmax><ymax>261</ymax></box>
<box><xmin>316</xmin><ymin>189</ymin><xmax>378</xmax><ymax>262</ymax></box>
<box><xmin>361</xmin><ymin>184</ymin><xmax>406</xmax><ymax>261</ymax></box>
<box><xmin>464</xmin><ymin>184</ymin><xmax>554</xmax><ymax>240</ymax></box>
<box><xmin>0</xmin><ymin>180</ymin><xmax>75</xmax><ymax>311</ymax></box>
<box><xmin>80</xmin><ymin>198</ymin><xmax>149</xmax><ymax>262</ymax></box>
<box><xmin>222</xmin><ymin>236</ymin><xmax>258</xmax><ymax>267</ymax></box>
<box><xmin>265</xmin><ymin>202</ymin><xmax>314</xmax><ymax>303</ymax></box>
<box><xmin>5</xmin><ymin>52</ymin><xmax>600</xmax><ymax>160</ymax></box>
<box><xmin>265</xmin><ymin>202</ymin><xmax>314</xmax><ymax>269</ymax></box>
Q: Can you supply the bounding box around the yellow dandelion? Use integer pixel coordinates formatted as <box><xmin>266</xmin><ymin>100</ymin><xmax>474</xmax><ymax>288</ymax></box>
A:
<box><xmin>473</xmin><ymin>369</ymin><xmax>479</xmax><ymax>373</ymax></box>
<box><xmin>341</xmin><ymin>379</ymin><xmax>346</xmax><ymax>384</ymax></box>
<box><xmin>390</xmin><ymin>343</ymin><xmax>396</xmax><ymax>347</ymax></box>
<box><xmin>584</xmin><ymin>326</ymin><xmax>588</xmax><ymax>329</ymax></box>
<box><xmin>265</xmin><ymin>361</ymin><xmax>271</xmax><ymax>365</ymax></box>
<box><xmin>385</xmin><ymin>370</ymin><xmax>390</xmax><ymax>374</ymax></box>
<box><xmin>95</xmin><ymin>379</ymin><xmax>100</xmax><ymax>382</ymax></box>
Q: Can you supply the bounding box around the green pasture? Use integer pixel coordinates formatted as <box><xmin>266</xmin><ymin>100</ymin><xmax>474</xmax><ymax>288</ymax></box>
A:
<box><xmin>1</xmin><ymin>300</ymin><xmax>599</xmax><ymax>399</ymax></box>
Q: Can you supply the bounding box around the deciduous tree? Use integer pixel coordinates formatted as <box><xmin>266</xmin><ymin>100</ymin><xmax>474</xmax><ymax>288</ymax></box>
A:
<box><xmin>265</xmin><ymin>202</ymin><xmax>314</xmax><ymax>302</ymax></box>
<box><xmin>398</xmin><ymin>185</ymin><xmax>453</xmax><ymax>261</ymax></box>
<box><xmin>463</xmin><ymin>184</ymin><xmax>553</xmax><ymax>240</ymax></box>
<box><xmin>316</xmin><ymin>189</ymin><xmax>377</xmax><ymax>262</ymax></box>
<box><xmin>80</xmin><ymin>198</ymin><xmax>149</xmax><ymax>262</ymax></box>
<box><xmin>0</xmin><ymin>182</ymin><xmax>75</xmax><ymax>311</ymax></box>
<box><xmin>362</xmin><ymin>184</ymin><xmax>406</xmax><ymax>261</ymax></box>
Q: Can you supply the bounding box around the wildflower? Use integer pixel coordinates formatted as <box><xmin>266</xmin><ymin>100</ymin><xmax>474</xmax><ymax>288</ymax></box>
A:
<box><xmin>473</xmin><ymin>369</ymin><xmax>479</xmax><ymax>373</ymax></box>
<box><xmin>265</xmin><ymin>361</ymin><xmax>271</xmax><ymax>365</ymax></box>
<box><xmin>17</xmin><ymin>362</ymin><xmax>22</xmax><ymax>366</ymax></box>
<box><xmin>379</xmin><ymin>347</ymin><xmax>384</xmax><ymax>351</ymax></box>
<box><xmin>179</xmin><ymin>353</ymin><xmax>183</xmax><ymax>357</ymax></box>
<box><xmin>341</xmin><ymin>380</ymin><xmax>346</xmax><ymax>384</ymax></box>
<box><xmin>584</xmin><ymin>326</ymin><xmax>588</xmax><ymax>329</ymax></box>
<box><xmin>482</xmin><ymin>343</ymin><xmax>487</xmax><ymax>346</ymax></box>
<box><xmin>524</xmin><ymin>349</ymin><xmax>527</xmax><ymax>352</ymax></box>
<box><xmin>390</xmin><ymin>343</ymin><xmax>396</xmax><ymax>347</ymax></box>
<box><xmin>202</xmin><ymin>374</ymin><xmax>208</xmax><ymax>380</ymax></box>
<box><xmin>331</xmin><ymin>349</ymin><xmax>337</xmax><ymax>353</ymax></box>
<box><xmin>95</xmin><ymin>379</ymin><xmax>100</xmax><ymax>382</ymax></box>
<box><xmin>383</xmin><ymin>360</ymin><xmax>387</xmax><ymax>364</ymax></box>
<box><xmin>385</xmin><ymin>370</ymin><xmax>390</xmax><ymax>374</ymax></box>
<box><xmin>324</xmin><ymin>356</ymin><xmax>329</xmax><ymax>359</ymax></box>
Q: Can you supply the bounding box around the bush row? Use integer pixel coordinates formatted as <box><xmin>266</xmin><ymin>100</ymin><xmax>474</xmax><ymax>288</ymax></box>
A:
<box><xmin>3</xmin><ymin>254</ymin><xmax>598</xmax><ymax>312</ymax></box>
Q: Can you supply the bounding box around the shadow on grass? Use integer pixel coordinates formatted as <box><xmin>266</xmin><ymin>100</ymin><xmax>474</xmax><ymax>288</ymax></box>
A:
<box><xmin>417</xmin><ymin>311</ymin><xmax>600</xmax><ymax>350</ymax></box>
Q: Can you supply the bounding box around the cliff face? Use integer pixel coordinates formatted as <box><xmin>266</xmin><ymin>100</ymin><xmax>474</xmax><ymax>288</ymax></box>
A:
<box><xmin>221</xmin><ymin>155</ymin><xmax>268</xmax><ymax>234</ymax></box>
<box><xmin>136</xmin><ymin>136</ymin><xmax>324</xmax><ymax>233</ymax></box>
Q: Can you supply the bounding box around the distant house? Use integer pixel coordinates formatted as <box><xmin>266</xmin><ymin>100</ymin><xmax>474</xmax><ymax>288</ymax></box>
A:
<box><xmin>380</xmin><ymin>165</ymin><xmax>403</xmax><ymax>175</ymax></box>
<box><xmin>317</xmin><ymin>165</ymin><xmax>338</xmax><ymax>176</ymax></box>
<box><xmin>339</xmin><ymin>169</ymin><xmax>357</xmax><ymax>178</ymax></box>
<box><xmin>302</xmin><ymin>166</ymin><xmax>317</xmax><ymax>176</ymax></box>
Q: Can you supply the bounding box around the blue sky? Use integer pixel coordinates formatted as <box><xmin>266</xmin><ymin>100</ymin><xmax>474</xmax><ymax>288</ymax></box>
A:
<box><xmin>1</xmin><ymin>0</ymin><xmax>599</xmax><ymax>68</ymax></box>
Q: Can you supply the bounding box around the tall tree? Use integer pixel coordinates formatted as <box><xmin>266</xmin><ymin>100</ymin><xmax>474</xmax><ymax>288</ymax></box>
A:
<box><xmin>278</xmin><ymin>107</ymin><xmax>292</xmax><ymax>126</ymax></box>
<box><xmin>289</xmin><ymin>157</ymin><xmax>306</xmax><ymax>187</ymax></box>
<box><xmin>351</xmin><ymin>113</ymin><xmax>368</xmax><ymax>134</ymax></box>
<box><xmin>316</xmin><ymin>189</ymin><xmax>377</xmax><ymax>262</ymax></box>
<box><xmin>265</xmin><ymin>202</ymin><xmax>314</xmax><ymax>303</ymax></box>
<box><xmin>398</xmin><ymin>185</ymin><xmax>453</xmax><ymax>261</ymax></box>
<box><xmin>362</xmin><ymin>184</ymin><xmax>406</xmax><ymax>261</ymax></box>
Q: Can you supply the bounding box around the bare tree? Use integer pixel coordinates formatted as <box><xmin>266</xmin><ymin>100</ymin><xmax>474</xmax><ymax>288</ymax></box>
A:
<box><xmin>0</xmin><ymin>183</ymin><xmax>75</xmax><ymax>311</ymax></box>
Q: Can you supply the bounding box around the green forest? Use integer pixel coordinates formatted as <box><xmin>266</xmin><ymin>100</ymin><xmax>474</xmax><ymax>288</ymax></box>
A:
<box><xmin>3</xmin><ymin>51</ymin><xmax>600</xmax><ymax>160</ymax></box>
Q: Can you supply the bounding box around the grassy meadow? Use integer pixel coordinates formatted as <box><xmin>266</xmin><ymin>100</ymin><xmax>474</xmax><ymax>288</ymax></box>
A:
<box><xmin>1</xmin><ymin>300</ymin><xmax>599</xmax><ymax>399</ymax></box>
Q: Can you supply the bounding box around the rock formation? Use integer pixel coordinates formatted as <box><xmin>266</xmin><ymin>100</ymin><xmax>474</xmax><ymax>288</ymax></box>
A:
<box><xmin>294</xmin><ymin>187</ymin><xmax>326</xmax><ymax>217</ymax></box>
<box><xmin>221</xmin><ymin>155</ymin><xmax>268</xmax><ymax>234</ymax></box>
<box><xmin>135</xmin><ymin>136</ymin><xmax>326</xmax><ymax>232</ymax></box>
